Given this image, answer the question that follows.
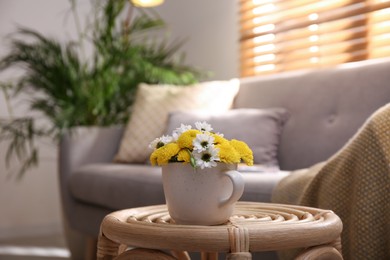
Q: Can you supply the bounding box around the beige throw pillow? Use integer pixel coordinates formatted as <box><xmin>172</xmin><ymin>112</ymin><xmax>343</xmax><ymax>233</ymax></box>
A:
<box><xmin>114</xmin><ymin>79</ymin><xmax>240</xmax><ymax>163</ymax></box>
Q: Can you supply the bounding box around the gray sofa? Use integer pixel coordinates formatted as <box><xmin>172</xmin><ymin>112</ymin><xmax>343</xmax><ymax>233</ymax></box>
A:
<box><xmin>59</xmin><ymin>58</ymin><xmax>390</xmax><ymax>259</ymax></box>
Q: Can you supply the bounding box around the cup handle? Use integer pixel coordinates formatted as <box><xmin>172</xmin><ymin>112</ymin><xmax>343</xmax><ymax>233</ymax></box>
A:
<box><xmin>219</xmin><ymin>170</ymin><xmax>245</xmax><ymax>207</ymax></box>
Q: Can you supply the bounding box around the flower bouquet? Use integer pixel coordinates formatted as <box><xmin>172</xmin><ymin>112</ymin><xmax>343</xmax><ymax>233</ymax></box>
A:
<box><xmin>149</xmin><ymin>121</ymin><xmax>254</xmax><ymax>225</ymax></box>
<box><xmin>149</xmin><ymin>121</ymin><xmax>254</xmax><ymax>169</ymax></box>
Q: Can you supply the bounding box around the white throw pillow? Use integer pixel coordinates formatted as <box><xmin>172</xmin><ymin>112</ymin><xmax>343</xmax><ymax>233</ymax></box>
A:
<box><xmin>114</xmin><ymin>79</ymin><xmax>240</xmax><ymax>163</ymax></box>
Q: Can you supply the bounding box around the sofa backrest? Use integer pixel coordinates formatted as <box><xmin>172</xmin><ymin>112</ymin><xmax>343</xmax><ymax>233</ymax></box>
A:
<box><xmin>234</xmin><ymin>58</ymin><xmax>390</xmax><ymax>170</ymax></box>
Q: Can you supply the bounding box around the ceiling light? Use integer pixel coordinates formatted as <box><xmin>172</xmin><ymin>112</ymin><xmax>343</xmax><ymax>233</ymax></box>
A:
<box><xmin>131</xmin><ymin>0</ymin><xmax>164</xmax><ymax>7</ymax></box>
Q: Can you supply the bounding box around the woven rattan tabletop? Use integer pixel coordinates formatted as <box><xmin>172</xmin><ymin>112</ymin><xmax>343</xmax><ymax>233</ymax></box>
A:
<box><xmin>97</xmin><ymin>201</ymin><xmax>343</xmax><ymax>260</ymax></box>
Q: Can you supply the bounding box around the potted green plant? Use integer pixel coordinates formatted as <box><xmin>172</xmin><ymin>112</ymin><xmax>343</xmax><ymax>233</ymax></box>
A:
<box><xmin>0</xmin><ymin>0</ymin><xmax>204</xmax><ymax>179</ymax></box>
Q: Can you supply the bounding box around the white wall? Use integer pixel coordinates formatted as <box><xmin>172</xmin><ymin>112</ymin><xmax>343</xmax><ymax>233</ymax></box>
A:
<box><xmin>0</xmin><ymin>0</ymin><xmax>90</xmax><ymax>239</ymax></box>
<box><xmin>155</xmin><ymin>0</ymin><xmax>240</xmax><ymax>80</ymax></box>
<box><xmin>0</xmin><ymin>0</ymin><xmax>239</xmax><ymax>239</ymax></box>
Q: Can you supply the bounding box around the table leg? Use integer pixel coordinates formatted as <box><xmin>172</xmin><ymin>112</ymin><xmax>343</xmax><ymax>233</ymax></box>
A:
<box><xmin>201</xmin><ymin>252</ymin><xmax>218</xmax><ymax>260</ymax></box>
<box><xmin>227</xmin><ymin>226</ymin><xmax>251</xmax><ymax>259</ymax></box>
<box><xmin>295</xmin><ymin>245</ymin><xmax>343</xmax><ymax>260</ymax></box>
<box><xmin>97</xmin><ymin>232</ymin><xmax>120</xmax><ymax>260</ymax></box>
<box><xmin>226</xmin><ymin>252</ymin><xmax>252</xmax><ymax>259</ymax></box>
<box><xmin>171</xmin><ymin>250</ymin><xmax>191</xmax><ymax>260</ymax></box>
<box><xmin>85</xmin><ymin>237</ymin><xmax>98</xmax><ymax>260</ymax></box>
<box><xmin>115</xmin><ymin>248</ymin><xmax>177</xmax><ymax>259</ymax></box>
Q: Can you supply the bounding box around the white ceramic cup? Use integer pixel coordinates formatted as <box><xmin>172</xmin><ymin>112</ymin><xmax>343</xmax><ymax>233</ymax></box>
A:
<box><xmin>162</xmin><ymin>163</ymin><xmax>245</xmax><ymax>225</ymax></box>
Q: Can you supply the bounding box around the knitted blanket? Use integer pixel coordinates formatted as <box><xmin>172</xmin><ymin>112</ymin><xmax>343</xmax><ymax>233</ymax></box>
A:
<box><xmin>272</xmin><ymin>104</ymin><xmax>390</xmax><ymax>260</ymax></box>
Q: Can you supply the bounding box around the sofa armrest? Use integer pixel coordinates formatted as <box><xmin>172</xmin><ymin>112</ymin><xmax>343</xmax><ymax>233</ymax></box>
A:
<box><xmin>58</xmin><ymin>125</ymin><xmax>124</xmax><ymax>177</ymax></box>
<box><xmin>57</xmin><ymin>125</ymin><xmax>124</xmax><ymax>259</ymax></box>
<box><xmin>57</xmin><ymin>125</ymin><xmax>124</xmax><ymax>236</ymax></box>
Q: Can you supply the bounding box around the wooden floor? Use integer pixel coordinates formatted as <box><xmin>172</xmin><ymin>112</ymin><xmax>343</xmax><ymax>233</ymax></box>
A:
<box><xmin>0</xmin><ymin>234</ymin><xmax>70</xmax><ymax>260</ymax></box>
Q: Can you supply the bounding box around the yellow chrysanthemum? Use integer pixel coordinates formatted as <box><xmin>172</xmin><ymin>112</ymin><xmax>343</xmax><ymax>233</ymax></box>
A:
<box><xmin>149</xmin><ymin>143</ymin><xmax>180</xmax><ymax>166</ymax></box>
<box><xmin>230</xmin><ymin>139</ymin><xmax>254</xmax><ymax>166</ymax></box>
<box><xmin>150</xmin><ymin>150</ymin><xmax>158</xmax><ymax>166</ymax></box>
<box><xmin>216</xmin><ymin>143</ymin><xmax>241</xmax><ymax>164</ymax></box>
<box><xmin>177</xmin><ymin>149</ymin><xmax>191</xmax><ymax>163</ymax></box>
<box><xmin>177</xmin><ymin>129</ymin><xmax>201</xmax><ymax>149</ymax></box>
<box><xmin>211</xmin><ymin>133</ymin><xmax>229</xmax><ymax>145</ymax></box>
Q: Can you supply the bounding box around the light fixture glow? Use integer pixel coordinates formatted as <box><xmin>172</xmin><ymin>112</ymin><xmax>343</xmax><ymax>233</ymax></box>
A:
<box><xmin>310</xmin><ymin>57</ymin><xmax>319</xmax><ymax>63</ymax></box>
<box><xmin>310</xmin><ymin>46</ymin><xmax>319</xmax><ymax>52</ymax></box>
<box><xmin>254</xmin><ymin>34</ymin><xmax>275</xmax><ymax>43</ymax></box>
<box><xmin>253</xmin><ymin>4</ymin><xmax>276</xmax><ymax>15</ymax></box>
<box><xmin>131</xmin><ymin>0</ymin><xmax>164</xmax><ymax>8</ymax></box>
<box><xmin>309</xmin><ymin>35</ymin><xmax>319</xmax><ymax>42</ymax></box>
<box><xmin>308</xmin><ymin>13</ymin><xmax>319</xmax><ymax>21</ymax></box>
<box><xmin>255</xmin><ymin>64</ymin><xmax>275</xmax><ymax>72</ymax></box>
<box><xmin>254</xmin><ymin>54</ymin><xmax>276</xmax><ymax>63</ymax></box>
<box><xmin>308</xmin><ymin>24</ymin><xmax>319</xmax><ymax>31</ymax></box>
<box><xmin>254</xmin><ymin>44</ymin><xmax>275</xmax><ymax>53</ymax></box>
<box><xmin>253</xmin><ymin>24</ymin><xmax>275</xmax><ymax>34</ymax></box>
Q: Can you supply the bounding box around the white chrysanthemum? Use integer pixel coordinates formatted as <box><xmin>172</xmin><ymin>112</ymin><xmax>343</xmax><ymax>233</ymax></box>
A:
<box><xmin>172</xmin><ymin>124</ymin><xmax>192</xmax><ymax>141</ymax></box>
<box><xmin>214</xmin><ymin>132</ymin><xmax>224</xmax><ymax>138</ymax></box>
<box><xmin>195</xmin><ymin>121</ymin><xmax>213</xmax><ymax>132</ymax></box>
<box><xmin>193</xmin><ymin>133</ymin><xmax>215</xmax><ymax>152</ymax></box>
<box><xmin>148</xmin><ymin>135</ymin><xmax>173</xmax><ymax>149</ymax></box>
<box><xmin>193</xmin><ymin>146</ymin><xmax>220</xmax><ymax>169</ymax></box>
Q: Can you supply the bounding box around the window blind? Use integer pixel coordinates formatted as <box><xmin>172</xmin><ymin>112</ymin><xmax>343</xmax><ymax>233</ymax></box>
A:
<box><xmin>239</xmin><ymin>0</ymin><xmax>390</xmax><ymax>77</ymax></box>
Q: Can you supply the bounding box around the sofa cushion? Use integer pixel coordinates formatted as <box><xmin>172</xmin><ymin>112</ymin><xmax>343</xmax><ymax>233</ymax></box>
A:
<box><xmin>240</xmin><ymin>171</ymin><xmax>290</xmax><ymax>202</ymax></box>
<box><xmin>69</xmin><ymin>164</ymin><xmax>166</xmax><ymax>210</ymax></box>
<box><xmin>69</xmin><ymin>163</ymin><xmax>290</xmax><ymax>209</ymax></box>
<box><xmin>114</xmin><ymin>80</ymin><xmax>240</xmax><ymax>164</ymax></box>
<box><xmin>165</xmin><ymin>108</ymin><xmax>289</xmax><ymax>166</ymax></box>
<box><xmin>236</xmin><ymin>59</ymin><xmax>390</xmax><ymax>170</ymax></box>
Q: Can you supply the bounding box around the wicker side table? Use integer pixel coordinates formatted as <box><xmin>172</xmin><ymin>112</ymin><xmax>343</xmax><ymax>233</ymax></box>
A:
<box><xmin>97</xmin><ymin>202</ymin><xmax>343</xmax><ymax>260</ymax></box>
